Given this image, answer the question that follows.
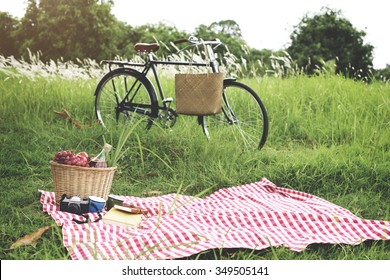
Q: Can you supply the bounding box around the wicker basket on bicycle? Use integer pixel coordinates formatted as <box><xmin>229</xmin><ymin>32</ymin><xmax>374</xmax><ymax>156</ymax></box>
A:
<box><xmin>175</xmin><ymin>72</ymin><xmax>224</xmax><ymax>115</ymax></box>
<box><xmin>50</xmin><ymin>160</ymin><xmax>117</xmax><ymax>205</ymax></box>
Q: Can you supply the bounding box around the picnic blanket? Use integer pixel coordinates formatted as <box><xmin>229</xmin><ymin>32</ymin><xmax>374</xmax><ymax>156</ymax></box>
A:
<box><xmin>40</xmin><ymin>177</ymin><xmax>390</xmax><ymax>260</ymax></box>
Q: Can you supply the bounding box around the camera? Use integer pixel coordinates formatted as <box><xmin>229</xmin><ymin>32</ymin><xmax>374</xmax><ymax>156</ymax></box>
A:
<box><xmin>60</xmin><ymin>195</ymin><xmax>89</xmax><ymax>215</ymax></box>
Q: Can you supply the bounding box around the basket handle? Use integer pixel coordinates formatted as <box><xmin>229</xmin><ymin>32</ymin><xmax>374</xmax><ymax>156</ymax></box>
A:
<box><xmin>186</xmin><ymin>39</ymin><xmax>212</xmax><ymax>75</ymax></box>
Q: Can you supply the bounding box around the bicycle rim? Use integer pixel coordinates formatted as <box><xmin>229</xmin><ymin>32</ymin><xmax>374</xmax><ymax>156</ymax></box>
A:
<box><xmin>202</xmin><ymin>80</ymin><xmax>268</xmax><ymax>150</ymax></box>
<box><xmin>95</xmin><ymin>69</ymin><xmax>157</xmax><ymax>129</ymax></box>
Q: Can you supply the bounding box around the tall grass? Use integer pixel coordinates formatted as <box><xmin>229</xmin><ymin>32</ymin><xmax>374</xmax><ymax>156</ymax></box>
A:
<box><xmin>248</xmin><ymin>74</ymin><xmax>389</xmax><ymax>148</ymax></box>
<box><xmin>0</xmin><ymin>55</ymin><xmax>389</xmax><ymax>260</ymax></box>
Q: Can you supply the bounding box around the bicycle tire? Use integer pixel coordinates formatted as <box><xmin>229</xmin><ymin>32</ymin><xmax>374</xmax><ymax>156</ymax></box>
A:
<box><xmin>94</xmin><ymin>68</ymin><xmax>158</xmax><ymax>129</ymax></box>
<box><xmin>201</xmin><ymin>79</ymin><xmax>269</xmax><ymax>150</ymax></box>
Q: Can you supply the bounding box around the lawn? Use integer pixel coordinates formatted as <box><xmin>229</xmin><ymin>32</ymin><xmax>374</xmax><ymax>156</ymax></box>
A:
<box><xmin>0</xmin><ymin>58</ymin><xmax>389</xmax><ymax>260</ymax></box>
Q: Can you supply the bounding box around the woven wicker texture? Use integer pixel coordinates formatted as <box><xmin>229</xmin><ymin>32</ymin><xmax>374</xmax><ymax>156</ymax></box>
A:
<box><xmin>50</xmin><ymin>161</ymin><xmax>116</xmax><ymax>205</ymax></box>
<box><xmin>175</xmin><ymin>73</ymin><xmax>223</xmax><ymax>115</ymax></box>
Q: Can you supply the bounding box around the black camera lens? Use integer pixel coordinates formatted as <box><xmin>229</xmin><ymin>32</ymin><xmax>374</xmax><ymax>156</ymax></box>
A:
<box><xmin>67</xmin><ymin>203</ymin><xmax>81</xmax><ymax>214</ymax></box>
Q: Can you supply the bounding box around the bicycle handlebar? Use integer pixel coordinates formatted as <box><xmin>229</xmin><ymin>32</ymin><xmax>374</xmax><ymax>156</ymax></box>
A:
<box><xmin>174</xmin><ymin>36</ymin><xmax>221</xmax><ymax>46</ymax></box>
<box><xmin>174</xmin><ymin>38</ymin><xmax>189</xmax><ymax>44</ymax></box>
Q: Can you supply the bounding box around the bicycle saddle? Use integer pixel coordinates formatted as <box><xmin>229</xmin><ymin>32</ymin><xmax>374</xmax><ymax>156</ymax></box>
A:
<box><xmin>134</xmin><ymin>43</ymin><xmax>160</xmax><ymax>53</ymax></box>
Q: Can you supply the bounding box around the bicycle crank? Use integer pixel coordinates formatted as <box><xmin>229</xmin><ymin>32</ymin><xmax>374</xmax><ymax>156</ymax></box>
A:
<box><xmin>158</xmin><ymin>108</ymin><xmax>177</xmax><ymax>128</ymax></box>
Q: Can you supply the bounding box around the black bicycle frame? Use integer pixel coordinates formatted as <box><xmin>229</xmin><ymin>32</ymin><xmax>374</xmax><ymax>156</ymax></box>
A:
<box><xmin>149</xmin><ymin>59</ymin><xmax>216</xmax><ymax>107</ymax></box>
<box><xmin>106</xmin><ymin>54</ymin><xmax>218</xmax><ymax>114</ymax></box>
<box><xmin>103</xmin><ymin>52</ymin><xmax>220</xmax><ymax>127</ymax></box>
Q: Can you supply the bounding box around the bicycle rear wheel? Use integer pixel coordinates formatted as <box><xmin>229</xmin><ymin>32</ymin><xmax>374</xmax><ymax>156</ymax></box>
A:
<box><xmin>201</xmin><ymin>80</ymin><xmax>268</xmax><ymax>150</ymax></box>
<box><xmin>94</xmin><ymin>68</ymin><xmax>158</xmax><ymax>129</ymax></box>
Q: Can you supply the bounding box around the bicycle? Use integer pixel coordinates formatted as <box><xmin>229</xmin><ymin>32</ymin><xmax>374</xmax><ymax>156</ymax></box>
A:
<box><xmin>94</xmin><ymin>36</ymin><xmax>269</xmax><ymax>149</ymax></box>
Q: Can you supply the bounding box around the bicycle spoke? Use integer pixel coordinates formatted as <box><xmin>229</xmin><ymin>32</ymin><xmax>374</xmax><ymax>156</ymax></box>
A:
<box><xmin>95</xmin><ymin>68</ymin><xmax>157</xmax><ymax>129</ymax></box>
<box><xmin>95</xmin><ymin>37</ymin><xmax>268</xmax><ymax>149</ymax></box>
<box><xmin>202</xmin><ymin>81</ymin><xmax>268</xmax><ymax>150</ymax></box>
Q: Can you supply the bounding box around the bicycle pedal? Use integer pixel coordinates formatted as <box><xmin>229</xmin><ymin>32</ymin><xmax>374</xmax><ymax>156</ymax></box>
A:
<box><xmin>163</xmin><ymin>98</ymin><xmax>173</xmax><ymax>103</ymax></box>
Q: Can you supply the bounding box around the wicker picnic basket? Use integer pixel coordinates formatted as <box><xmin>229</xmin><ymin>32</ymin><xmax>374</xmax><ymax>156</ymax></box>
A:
<box><xmin>50</xmin><ymin>160</ymin><xmax>117</xmax><ymax>205</ymax></box>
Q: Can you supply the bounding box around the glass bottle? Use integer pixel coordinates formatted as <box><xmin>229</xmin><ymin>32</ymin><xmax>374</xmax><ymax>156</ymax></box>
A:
<box><xmin>89</xmin><ymin>143</ymin><xmax>112</xmax><ymax>168</ymax></box>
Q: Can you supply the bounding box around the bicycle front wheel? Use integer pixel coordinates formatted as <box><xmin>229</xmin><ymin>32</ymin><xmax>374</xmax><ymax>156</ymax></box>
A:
<box><xmin>95</xmin><ymin>68</ymin><xmax>158</xmax><ymax>129</ymax></box>
<box><xmin>201</xmin><ymin>80</ymin><xmax>268</xmax><ymax>150</ymax></box>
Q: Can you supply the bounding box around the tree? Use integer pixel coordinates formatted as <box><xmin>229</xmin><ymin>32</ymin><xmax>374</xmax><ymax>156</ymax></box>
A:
<box><xmin>131</xmin><ymin>22</ymin><xmax>189</xmax><ymax>57</ymax></box>
<box><xmin>16</xmin><ymin>0</ymin><xmax>122</xmax><ymax>61</ymax></box>
<box><xmin>287</xmin><ymin>8</ymin><xmax>374</xmax><ymax>78</ymax></box>
<box><xmin>0</xmin><ymin>12</ymin><xmax>19</xmax><ymax>56</ymax></box>
<box><xmin>195</xmin><ymin>20</ymin><xmax>247</xmax><ymax>57</ymax></box>
<box><xmin>194</xmin><ymin>20</ymin><xmax>286</xmax><ymax>77</ymax></box>
<box><xmin>376</xmin><ymin>64</ymin><xmax>390</xmax><ymax>81</ymax></box>
<box><xmin>14</xmin><ymin>0</ymin><xmax>40</xmax><ymax>57</ymax></box>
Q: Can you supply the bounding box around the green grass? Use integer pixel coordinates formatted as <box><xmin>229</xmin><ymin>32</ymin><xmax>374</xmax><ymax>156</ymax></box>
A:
<box><xmin>0</xmin><ymin>68</ymin><xmax>389</xmax><ymax>260</ymax></box>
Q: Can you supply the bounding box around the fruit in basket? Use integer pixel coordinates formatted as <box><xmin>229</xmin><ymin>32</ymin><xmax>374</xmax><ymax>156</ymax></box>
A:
<box><xmin>77</xmin><ymin>152</ymin><xmax>88</xmax><ymax>159</ymax></box>
<box><xmin>54</xmin><ymin>150</ymin><xmax>89</xmax><ymax>167</ymax></box>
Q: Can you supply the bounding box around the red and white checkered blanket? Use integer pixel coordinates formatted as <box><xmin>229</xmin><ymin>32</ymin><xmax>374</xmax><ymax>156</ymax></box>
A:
<box><xmin>40</xmin><ymin>177</ymin><xmax>390</xmax><ymax>260</ymax></box>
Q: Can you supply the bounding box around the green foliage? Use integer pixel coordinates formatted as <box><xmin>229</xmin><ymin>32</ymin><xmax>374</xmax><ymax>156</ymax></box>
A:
<box><xmin>0</xmin><ymin>12</ymin><xmax>18</xmax><ymax>56</ymax></box>
<box><xmin>194</xmin><ymin>20</ymin><xmax>285</xmax><ymax>77</ymax></box>
<box><xmin>131</xmin><ymin>23</ymin><xmax>189</xmax><ymax>57</ymax></box>
<box><xmin>287</xmin><ymin>8</ymin><xmax>374</xmax><ymax>79</ymax></box>
<box><xmin>194</xmin><ymin>20</ymin><xmax>243</xmax><ymax>61</ymax></box>
<box><xmin>1</xmin><ymin>7</ymin><xmax>280</xmax><ymax>77</ymax></box>
<box><xmin>3</xmin><ymin>4</ymin><xmax>384</xmax><ymax>79</ymax></box>
<box><xmin>14</xmin><ymin>0</ymin><xmax>122</xmax><ymax>61</ymax></box>
<box><xmin>376</xmin><ymin>64</ymin><xmax>390</xmax><ymax>81</ymax></box>
<box><xmin>195</xmin><ymin>20</ymin><xmax>246</xmax><ymax>56</ymax></box>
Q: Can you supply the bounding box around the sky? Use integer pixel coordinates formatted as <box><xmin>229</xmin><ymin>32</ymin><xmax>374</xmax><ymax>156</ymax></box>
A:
<box><xmin>1</xmin><ymin>0</ymin><xmax>389</xmax><ymax>69</ymax></box>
